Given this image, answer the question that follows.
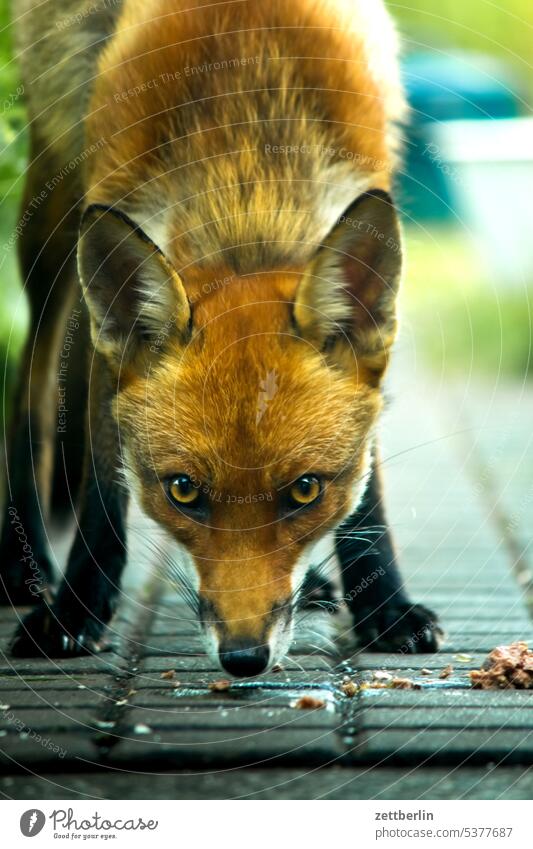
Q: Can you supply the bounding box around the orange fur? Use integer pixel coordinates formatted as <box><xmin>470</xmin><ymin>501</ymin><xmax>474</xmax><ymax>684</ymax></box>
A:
<box><xmin>16</xmin><ymin>0</ymin><xmax>405</xmax><ymax>657</ymax></box>
<box><xmin>82</xmin><ymin>1</ymin><xmax>403</xmax><ymax>650</ymax></box>
<box><xmin>117</xmin><ymin>271</ymin><xmax>382</xmax><ymax>642</ymax></box>
<box><xmin>84</xmin><ymin>0</ymin><xmax>403</xmax><ymax>270</ymax></box>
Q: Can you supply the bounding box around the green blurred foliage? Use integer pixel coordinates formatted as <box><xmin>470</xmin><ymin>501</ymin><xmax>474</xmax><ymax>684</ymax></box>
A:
<box><xmin>0</xmin><ymin>1</ymin><xmax>531</xmax><ymax>396</ymax></box>
<box><xmin>388</xmin><ymin>1</ymin><xmax>533</xmax><ymax>380</ymax></box>
<box><xmin>0</xmin><ymin>2</ymin><xmax>28</xmax><ymax>414</ymax></box>
<box><xmin>388</xmin><ymin>0</ymin><xmax>533</xmax><ymax>96</ymax></box>
<box><xmin>0</xmin><ymin>2</ymin><xmax>27</xmax><ymax>210</ymax></box>
<box><xmin>404</xmin><ymin>226</ymin><xmax>532</xmax><ymax>380</ymax></box>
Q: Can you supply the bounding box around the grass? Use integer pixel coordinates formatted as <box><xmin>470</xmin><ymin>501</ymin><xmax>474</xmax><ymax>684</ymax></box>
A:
<box><xmin>403</xmin><ymin>225</ymin><xmax>533</xmax><ymax>381</ymax></box>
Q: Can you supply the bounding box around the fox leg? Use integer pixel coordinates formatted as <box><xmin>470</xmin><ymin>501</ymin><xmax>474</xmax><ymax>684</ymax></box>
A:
<box><xmin>0</xmin><ymin>161</ymin><xmax>80</xmax><ymax>605</ymax></box>
<box><xmin>11</xmin><ymin>361</ymin><xmax>129</xmax><ymax>657</ymax></box>
<box><xmin>335</xmin><ymin>450</ymin><xmax>442</xmax><ymax>653</ymax></box>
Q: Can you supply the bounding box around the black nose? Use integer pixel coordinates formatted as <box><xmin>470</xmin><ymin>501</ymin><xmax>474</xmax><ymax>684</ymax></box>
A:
<box><xmin>219</xmin><ymin>642</ymin><xmax>270</xmax><ymax>677</ymax></box>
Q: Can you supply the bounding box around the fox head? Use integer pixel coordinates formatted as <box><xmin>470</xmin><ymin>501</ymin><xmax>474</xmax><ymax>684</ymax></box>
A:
<box><xmin>77</xmin><ymin>190</ymin><xmax>402</xmax><ymax>676</ymax></box>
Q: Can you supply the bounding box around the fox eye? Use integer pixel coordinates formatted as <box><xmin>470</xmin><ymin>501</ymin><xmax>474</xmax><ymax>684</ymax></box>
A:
<box><xmin>167</xmin><ymin>474</ymin><xmax>201</xmax><ymax>507</ymax></box>
<box><xmin>288</xmin><ymin>475</ymin><xmax>321</xmax><ymax>508</ymax></box>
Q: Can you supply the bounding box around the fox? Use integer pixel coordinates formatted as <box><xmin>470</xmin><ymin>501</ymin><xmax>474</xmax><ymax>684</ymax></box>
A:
<box><xmin>0</xmin><ymin>0</ymin><xmax>441</xmax><ymax>676</ymax></box>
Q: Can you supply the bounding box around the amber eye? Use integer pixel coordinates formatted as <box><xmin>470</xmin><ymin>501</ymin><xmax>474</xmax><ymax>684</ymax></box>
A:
<box><xmin>168</xmin><ymin>475</ymin><xmax>200</xmax><ymax>507</ymax></box>
<box><xmin>288</xmin><ymin>475</ymin><xmax>321</xmax><ymax>508</ymax></box>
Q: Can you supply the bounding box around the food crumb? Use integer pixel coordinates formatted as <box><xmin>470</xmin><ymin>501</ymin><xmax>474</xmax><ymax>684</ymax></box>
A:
<box><xmin>133</xmin><ymin>723</ymin><xmax>152</xmax><ymax>735</ymax></box>
<box><xmin>455</xmin><ymin>654</ymin><xmax>473</xmax><ymax>663</ymax></box>
<box><xmin>341</xmin><ymin>679</ymin><xmax>358</xmax><ymax>697</ymax></box>
<box><xmin>470</xmin><ymin>642</ymin><xmax>533</xmax><ymax>690</ymax></box>
<box><xmin>421</xmin><ymin>668</ymin><xmax>433</xmax><ymax>676</ymax></box>
<box><xmin>439</xmin><ymin>664</ymin><xmax>454</xmax><ymax>679</ymax></box>
<box><xmin>160</xmin><ymin>669</ymin><xmax>175</xmax><ymax>680</ymax></box>
<box><xmin>292</xmin><ymin>695</ymin><xmax>326</xmax><ymax>710</ymax></box>
<box><xmin>388</xmin><ymin>677</ymin><xmax>421</xmax><ymax>690</ymax></box>
<box><xmin>209</xmin><ymin>679</ymin><xmax>231</xmax><ymax>692</ymax></box>
<box><xmin>359</xmin><ymin>676</ymin><xmax>421</xmax><ymax>691</ymax></box>
<box><xmin>373</xmin><ymin>670</ymin><xmax>393</xmax><ymax>682</ymax></box>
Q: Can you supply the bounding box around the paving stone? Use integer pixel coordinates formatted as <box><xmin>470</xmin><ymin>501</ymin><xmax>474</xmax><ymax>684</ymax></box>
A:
<box><xmin>349</xmin><ymin>728</ymin><xmax>533</xmax><ymax>765</ymax></box>
<box><xmin>133</xmin><ymin>654</ymin><xmax>333</xmax><ymax>675</ymax></box>
<box><xmin>0</xmin><ymin>688</ymin><xmax>116</xmax><ymax>708</ymax></box>
<box><xmin>439</xmin><ymin>635</ymin><xmax>533</xmax><ymax>652</ymax></box>
<box><xmin>107</xmin><ymin>728</ymin><xmax>344</xmax><ymax>768</ymax></box>
<box><xmin>342</xmin><ymin>652</ymin><xmax>489</xmax><ymax>672</ymax></box>
<box><xmin>119</xmin><ymin>704</ymin><xmax>340</xmax><ymax>731</ymax></box>
<box><xmin>357</xmin><ymin>689</ymin><xmax>533</xmax><ymax>708</ymax></box>
<box><xmin>1</xmin><ymin>362</ymin><xmax>532</xmax><ymax>792</ymax></box>
<box><xmin>1</xmin><ymin>766</ymin><xmax>532</xmax><ymax>800</ymax></box>
<box><xmin>133</xmin><ymin>670</ymin><xmax>335</xmax><ymax>692</ymax></box>
<box><xmin>135</xmin><ymin>682</ymin><xmax>335</xmax><ymax>703</ymax></box>
<box><xmin>0</xmin><ymin>650</ymin><xmax>129</xmax><ymax>678</ymax></box>
<box><xmin>0</xmin><ymin>708</ymin><xmax>110</xmax><ymax>733</ymax></box>
<box><xmin>357</xmin><ymin>706</ymin><xmax>533</xmax><ymax>730</ymax></box>
<box><xmin>0</xmin><ymin>674</ymin><xmax>120</xmax><ymax>692</ymax></box>
<box><xmin>121</xmin><ymin>635</ymin><xmax>205</xmax><ymax>656</ymax></box>
<box><xmin>0</xmin><ymin>734</ymin><xmax>98</xmax><ymax>768</ymax></box>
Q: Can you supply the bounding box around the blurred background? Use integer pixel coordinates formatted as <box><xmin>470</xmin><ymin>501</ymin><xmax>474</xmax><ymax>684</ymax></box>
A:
<box><xmin>0</xmin><ymin>0</ymin><xmax>532</xmax><ymax>427</ymax></box>
<box><xmin>0</xmin><ymin>1</ymin><xmax>532</xmax><ymax>798</ymax></box>
<box><xmin>388</xmin><ymin>0</ymin><xmax>533</xmax><ymax>387</ymax></box>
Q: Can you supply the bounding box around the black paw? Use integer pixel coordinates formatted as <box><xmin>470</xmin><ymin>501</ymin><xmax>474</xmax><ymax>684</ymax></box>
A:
<box><xmin>10</xmin><ymin>602</ymin><xmax>109</xmax><ymax>658</ymax></box>
<box><xmin>353</xmin><ymin>601</ymin><xmax>443</xmax><ymax>653</ymax></box>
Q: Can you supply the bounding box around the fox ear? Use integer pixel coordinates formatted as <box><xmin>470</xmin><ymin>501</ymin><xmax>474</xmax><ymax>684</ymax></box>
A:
<box><xmin>78</xmin><ymin>205</ymin><xmax>191</xmax><ymax>366</ymax></box>
<box><xmin>294</xmin><ymin>190</ymin><xmax>402</xmax><ymax>377</ymax></box>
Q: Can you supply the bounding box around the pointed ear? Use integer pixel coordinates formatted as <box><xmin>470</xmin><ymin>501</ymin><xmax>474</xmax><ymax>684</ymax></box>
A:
<box><xmin>294</xmin><ymin>190</ymin><xmax>402</xmax><ymax>377</ymax></box>
<box><xmin>78</xmin><ymin>205</ymin><xmax>191</xmax><ymax>367</ymax></box>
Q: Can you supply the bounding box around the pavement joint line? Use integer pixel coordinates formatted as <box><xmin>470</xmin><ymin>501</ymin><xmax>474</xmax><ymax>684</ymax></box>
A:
<box><xmin>451</xmin><ymin>403</ymin><xmax>533</xmax><ymax>618</ymax></box>
<box><xmin>89</xmin><ymin>587</ymin><xmax>161</xmax><ymax>761</ymax></box>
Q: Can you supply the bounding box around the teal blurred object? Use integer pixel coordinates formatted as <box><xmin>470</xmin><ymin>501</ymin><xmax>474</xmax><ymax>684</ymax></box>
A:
<box><xmin>399</xmin><ymin>51</ymin><xmax>527</xmax><ymax>221</ymax></box>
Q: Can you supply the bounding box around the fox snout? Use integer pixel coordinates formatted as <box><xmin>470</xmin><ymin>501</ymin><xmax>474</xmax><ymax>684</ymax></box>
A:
<box><xmin>199</xmin><ymin>587</ymin><xmax>293</xmax><ymax>678</ymax></box>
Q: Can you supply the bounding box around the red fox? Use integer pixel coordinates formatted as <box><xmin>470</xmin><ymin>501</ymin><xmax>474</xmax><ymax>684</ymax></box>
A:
<box><xmin>1</xmin><ymin>0</ymin><xmax>441</xmax><ymax>675</ymax></box>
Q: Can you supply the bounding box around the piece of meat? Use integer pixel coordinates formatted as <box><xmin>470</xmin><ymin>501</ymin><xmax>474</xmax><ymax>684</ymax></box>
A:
<box><xmin>208</xmin><ymin>679</ymin><xmax>231</xmax><ymax>691</ymax></box>
<box><xmin>439</xmin><ymin>664</ymin><xmax>454</xmax><ymax>679</ymax></box>
<box><xmin>387</xmin><ymin>676</ymin><xmax>421</xmax><ymax>690</ymax></box>
<box><xmin>341</xmin><ymin>679</ymin><xmax>358</xmax><ymax>697</ymax></box>
<box><xmin>292</xmin><ymin>695</ymin><xmax>326</xmax><ymax>710</ymax></box>
<box><xmin>160</xmin><ymin>669</ymin><xmax>175</xmax><ymax>680</ymax></box>
<box><xmin>470</xmin><ymin>642</ymin><xmax>533</xmax><ymax>690</ymax></box>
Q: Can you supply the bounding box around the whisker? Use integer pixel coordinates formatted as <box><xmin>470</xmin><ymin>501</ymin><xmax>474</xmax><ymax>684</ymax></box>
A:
<box><xmin>141</xmin><ymin>536</ymin><xmax>201</xmax><ymax>616</ymax></box>
<box><xmin>303</xmin><ymin>627</ymin><xmax>338</xmax><ymax>650</ymax></box>
<box><xmin>165</xmin><ymin>565</ymin><xmax>200</xmax><ymax>615</ymax></box>
<box><xmin>295</xmin><ymin>617</ymin><xmax>336</xmax><ymax>643</ymax></box>
<box><xmin>282</xmin><ymin>654</ymin><xmax>305</xmax><ymax>673</ymax></box>
<box><xmin>292</xmin><ymin>522</ymin><xmax>388</xmax><ymax>605</ymax></box>
<box><xmin>296</xmin><ymin>600</ymin><xmax>338</xmax><ymax>615</ymax></box>
<box><xmin>307</xmin><ymin>642</ymin><xmax>335</xmax><ymax>658</ymax></box>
